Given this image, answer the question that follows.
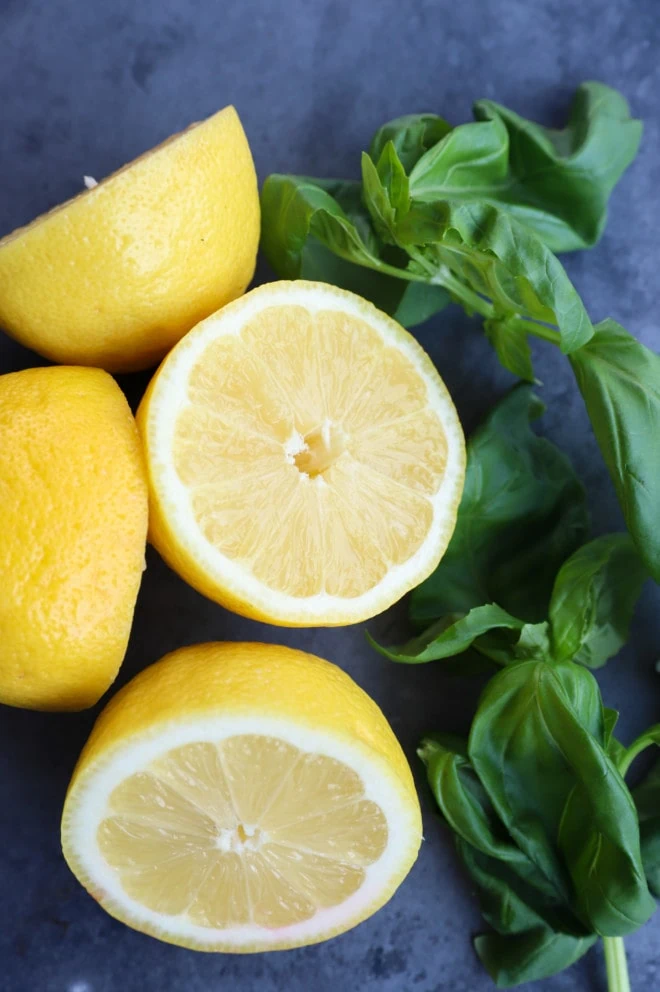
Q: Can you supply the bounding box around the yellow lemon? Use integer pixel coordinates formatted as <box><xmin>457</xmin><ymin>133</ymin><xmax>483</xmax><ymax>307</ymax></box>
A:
<box><xmin>0</xmin><ymin>106</ymin><xmax>259</xmax><ymax>372</ymax></box>
<box><xmin>0</xmin><ymin>366</ymin><xmax>148</xmax><ymax>710</ymax></box>
<box><xmin>137</xmin><ymin>280</ymin><xmax>465</xmax><ymax>626</ymax></box>
<box><xmin>61</xmin><ymin>641</ymin><xmax>422</xmax><ymax>951</ymax></box>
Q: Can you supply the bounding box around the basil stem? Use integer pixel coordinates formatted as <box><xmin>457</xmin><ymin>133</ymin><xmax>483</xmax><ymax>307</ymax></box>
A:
<box><xmin>603</xmin><ymin>937</ymin><xmax>631</xmax><ymax>992</ymax></box>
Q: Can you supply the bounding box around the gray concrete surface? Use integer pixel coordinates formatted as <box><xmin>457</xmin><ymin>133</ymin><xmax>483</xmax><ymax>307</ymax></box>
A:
<box><xmin>0</xmin><ymin>1</ymin><xmax>658</xmax><ymax>989</ymax></box>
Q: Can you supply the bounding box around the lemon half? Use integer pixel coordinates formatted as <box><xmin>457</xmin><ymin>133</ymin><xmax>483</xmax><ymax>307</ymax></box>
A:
<box><xmin>61</xmin><ymin>642</ymin><xmax>422</xmax><ymax>951</ymax></box>
<box><xmin>0</xmin><ymin>366</ymin><xmax>148</xmax><ymax>711</ymax></box>
<box><xmin>0</xmin><ymin>106</ymin><xmax>259</xmax><ymax>372</ymax></box>
<box><xmin>137</xmin><ymin>280</ymin><xmax>465</xmax><ymax>626</ymax></box>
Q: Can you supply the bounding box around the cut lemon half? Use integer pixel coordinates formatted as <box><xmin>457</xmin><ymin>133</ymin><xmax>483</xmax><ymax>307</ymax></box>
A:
<box><xmin>61</xmin><ymin>642</ymin><xmax>422</xmax><ymax>951</ymax></box>
<box><xmin>137</xmin><ymin>280</ymin><xmax>465</xmax><ymax>625</ymax></box>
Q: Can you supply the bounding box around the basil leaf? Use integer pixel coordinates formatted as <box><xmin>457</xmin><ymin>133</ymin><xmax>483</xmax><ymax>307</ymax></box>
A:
<box><xmin>570</xmin><ymin>319</ymin><xmax>660</xmax><ymax>582</ymax></box>
<box><xmin>260</xmin><ymin>174</ymin><xmax>384</xmax><ymax>276</ymax></box>
<box><xmin>473</xmin><ymin>81</ymin><xmax>643</xmax><ymax>252</ymax></box>
<box><xmin>369</xmin><ymin>113</ymin><xmax>452</xmax><ymax>173</ymax></box>
<box><xmin>469</xmin><ymin>660</ymin><xmax>655</xmax><ymax>935</ymax></box>
<box><xmin>603</xmin><ymin>708</ymin><xmax>626</xmax><ymax>766</ymax></box>
<box><xmin>458</xmin><ymin>840</ymin><xmax>585</xmax><ymax>937</ymax></box>
<box><xmin>548</xmin><ymin>534</ymin><xmax>648</xmax><ymax>667</ymax></box>
<box><xmin>474</xmin><ymin>925</ymin><xmax>597</xmax><ymax>988</ymax></box>
<box><xmin>511</xmin><ymin>622</ymin><xmax>551</xmax><ymax>660</ymax></box>
<box><xmin>484</xmin><ymin>317</ymin><xmax>535</xmax><ymax>382</ymax></box>
<box><xmin>402</xmin><ymin>201</ymin><xmax>593</xmax><ymax>353</ymax></box>
<box><xmin>408</xmin><ymin>117</ymin><xmax>509</xmax><ymax>198</ymax></box>
<box><xmin>619</xmin><ymin>724</ymin><xmax>660</xmax><ymax>777</ymax></box>
<box><xmin>369</xmin><ymin>604</ymin><xmax>525</xmax><ymax>664</ymax></box>
<box><xmin>410</xmin><ymin>385</ymin><xmax>588</xmax><ymax>627</ymax></box>
<box><xmin>632</xmin><ymin>759</ymin><xmax>660</xmax><ymax>897</ymax></box>
<box><xmin>375</xmin><ymin>142</ymin><xmax>409</xmax><ymax>216</ymax></box>
<box><xmin>421</xmin><ymin>735</ymin><xmax>570</xmax><ymax>906</ymax></box>
<box><xmin>361</xmin><ymin>146</ymin><xmax>409</xmax><ymax>244</ymax></box>
<box><xmin>390</xmin><ymin>281</ymin><xmax>451</xmax><ymax>326</ymax></box>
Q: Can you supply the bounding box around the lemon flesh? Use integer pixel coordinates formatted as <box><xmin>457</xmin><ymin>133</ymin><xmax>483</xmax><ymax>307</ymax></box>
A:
<box><xmin>138</xmin><ymin>281</ymin><xmax>465</xmax><ymax>625</ymax></box>
<box><xmin>100</xmin><ymin>735</ymin><xmax>387</xmax><ymax>929</ymax></box>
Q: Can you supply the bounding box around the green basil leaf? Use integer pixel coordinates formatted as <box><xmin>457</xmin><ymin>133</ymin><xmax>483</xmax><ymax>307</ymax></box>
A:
<box><xmin>619</xmin><ymin>724</ymin><xmax>660</xmax><ymax>777</ymax></box>
<box><xmin>421</xmin><ymin>735</ymin><xmax>569</xmax><ymax>906</ymax></box>
<box><xmin>375</xmin><ymin>141</ymin><xmax>410</xmax><ymax>216</ymax></box>
<box><xmin>369</xmin><ymin>113</ymin><xmax>452</xmax><ymax>173</ymax></box>
<box><xmin>569</xmin><ymin>319</ymin><xmax>660</xmax><ymax>583</ymax></box>
<box><xmin>473</xmin><ymin>81</ymin><xmax>643</xmax><ymax>252</ymax></box>
<box><xmin>408</xmin><ymin>117</ymin><xmax>509</xmax><ymax>198</ymax></box>
<box><xmin>474</xmin><ymin>925</ymin><xmax>597</xmax><ymax>988</ymax></box>
<box><xmin>632</xmin><ymin>759</ymin><xmax>660</xmax><ymax>897</ymax></box>
<box><xmin>300</xmin><ymin>177</ymin><xmax>375</xmax><ymax>241</ymax></box>
<box><xmin>410</xmin><ymin>385</ymin><xmax>588</xmax><ymax>627</ymax></box>
<box><xmin>361</xmin><ymin>144</ymin><xmax>411</xmax><ymax>245</ymax></box>
<box><xmin>548</xmin><ymin>534</ymin><xmax>648</xmax><ymax>667</ymax></box>
<box><xmin>369</xmin><ymin>604</ymin><xmax>525</xmax><ymax>664</ymax></box>
<box><xmin>457</xmin><ymin>840</ymin><xmax>585</xmax><ymax>938</ymax></box>
<box><xmin>512</xmin><ymin>622</ymin><xmax>551</xmax><ymax>660</ymax></box>
<box><xmin>360</xmin><ymin>154</ymin><xmax>396</xmax><ymax>244</ymax></box>
<box><xmin>603</xmin><ymin>708</ymin><xmax>626</xmax><ymax>766</ymax></box>
<box><xmin>390</xmin><ymin>281</ymin><xmax>451</xmax><ymax>326</ymax></box>
<box><xmin>403</xmin><ymin>201</ymin><xmax>593</xmax><ymax>353</ymax></box>
<box><xmin>260</xmin><ymin>174</ymin><xmax>383</xmax><ymax>276</ymax></box>
<box><xmin>470</xmin><ymin>660</ymin><xmax>655</xmax><ymax>935</ymax></box>
<box><xmin>484</xmin><ymin>317</ymin><xmax>535</xmax><ymax>382</ymax></box>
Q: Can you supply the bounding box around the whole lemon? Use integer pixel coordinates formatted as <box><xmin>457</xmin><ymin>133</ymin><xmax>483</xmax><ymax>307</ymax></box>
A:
<box><xmin>0</xmin><ymin>366</ymin><xmax>148</xmax><ymax>710</ymax></box>
<box><xmin>0</xmin><ymin>106</ymin><xmax>259</xmax><ymax>372</ymax></box>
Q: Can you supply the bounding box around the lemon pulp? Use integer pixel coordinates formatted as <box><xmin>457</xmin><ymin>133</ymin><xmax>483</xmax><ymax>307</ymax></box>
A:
<box><xmin>173</xmin><ymin>303</ymin><xmax>449</xmax><ymax>600</ymax></box>
<box><xmin>98</xmin><ymin>734</ymin><xmax>387</xmax><ymax>928</ymax></box>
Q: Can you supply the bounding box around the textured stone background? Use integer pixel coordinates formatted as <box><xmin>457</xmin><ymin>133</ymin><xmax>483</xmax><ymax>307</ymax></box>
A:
<box><xmin>0</xmin><ymin>1</ymin><xmax>659</xmax><ymax>989</ymax></box>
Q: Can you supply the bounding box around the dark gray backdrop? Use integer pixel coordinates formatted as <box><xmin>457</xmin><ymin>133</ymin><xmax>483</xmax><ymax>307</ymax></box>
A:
<box><xmin>0</xmin><ymin>1</ymin><xmax>658</xmax><ymax>990</ymax></box>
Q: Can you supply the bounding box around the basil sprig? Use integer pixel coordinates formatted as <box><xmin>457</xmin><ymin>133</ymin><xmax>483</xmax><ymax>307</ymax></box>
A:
<box><xmin>370</xmin><ymin>389</ymin><xmax>655</xmax><ymax>988</ymax></box>
<box><xmin>260</xmin><ymin>81</ymin><xmax>660</xmax><ymax>583</ymax></box>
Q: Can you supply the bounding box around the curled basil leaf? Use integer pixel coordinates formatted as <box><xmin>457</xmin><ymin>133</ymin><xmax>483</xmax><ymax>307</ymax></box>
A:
<box><xmin>548</xmin><ymin>533</ymin><xmax>648</xmax><ymax>667</ymax></box>
<box><xmin>410</xmin><ymin>385</ymin><xmax>588</xmax><ymax>628</ymax></box>
<box><xmin>369</xmin><ymin>604</ymin><xmax>525</xmax><ymax>665</ymax></box>
<box><xmin>407</xmin><ymin>117</ymin><xmax>509</xmax><ymax>199</ymax></box>
<box><xmin>421</xmin><ymin>735</ymin><xmax>571</xmax><ymax>907</ymax></box>
<box><xmin>473</xmin><ymin>81</ymin><xmax>643</xmax><ymax>252</ymax></box>
<box><xmin>369</xmin><ymin>113</ymin><xmax>452</xmax><ymax>173</ymax></box>
<box><xmin>474</xmin><ymin>923</ymin><xmax>597</xmax><ymax>988</ymax></box>
<box><xmin>570</xmin><ymin>319</ymin><xmax>660</xmax><ymax>583</ymax></box>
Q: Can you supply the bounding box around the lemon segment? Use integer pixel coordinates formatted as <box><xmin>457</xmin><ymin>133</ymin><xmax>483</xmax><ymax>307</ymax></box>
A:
<box><xmin>61</xmin><ymin>643</ymin><xmax>422</xmax><ymax>951</ymax></box>
<box><xmin>138</xmin><ymin>280</ymin><xmax>465</xmax><ymax>625</ymax></box>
